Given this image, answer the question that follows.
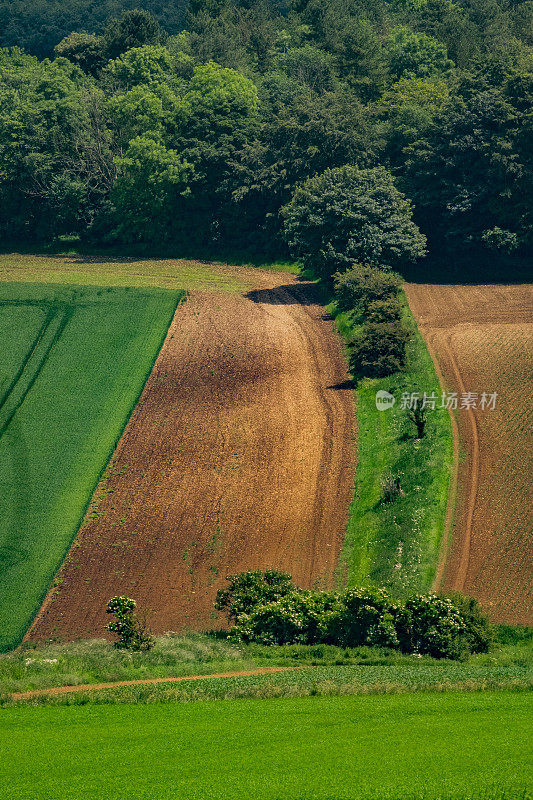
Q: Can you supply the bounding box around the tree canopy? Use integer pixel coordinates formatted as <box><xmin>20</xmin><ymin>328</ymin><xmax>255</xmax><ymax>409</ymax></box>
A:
<box><xmin>0</xmin><ymin>0</ymin><xmax>530</xmax><ymax>272</ymax></box>
<box><xmin>282</xmin><ymin>165</ymin><xmax>427</xmax><ymax>278</ymax></box>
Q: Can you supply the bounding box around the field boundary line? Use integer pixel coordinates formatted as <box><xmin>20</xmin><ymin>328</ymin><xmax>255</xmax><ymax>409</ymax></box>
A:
<box><xmin>9</xmin><ymin>666</ymin><xmax>304</xmax><ymax>700</ymax></box>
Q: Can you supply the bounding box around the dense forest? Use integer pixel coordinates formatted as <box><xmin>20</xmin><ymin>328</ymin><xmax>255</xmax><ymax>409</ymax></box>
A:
<box><xmin>0</xmin><ymin>0</ymin><xmax>531</xmax><ymax>274</ymax></box>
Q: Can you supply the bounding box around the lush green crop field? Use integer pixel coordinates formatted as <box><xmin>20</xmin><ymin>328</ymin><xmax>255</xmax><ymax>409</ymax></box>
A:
<box><xmin>0</xmin><ymin>692</ymin><xmax>530</xmax><ymax>799</ymax></box>
<box><xmin>0</xmin><ymin>282</ymin><xmax>183</xmax><ymax>650</ymax></box>
<box><xmin>0</xmin><ymin>304</ymin><xmax>47</xmax><ymax>398</ymax></box>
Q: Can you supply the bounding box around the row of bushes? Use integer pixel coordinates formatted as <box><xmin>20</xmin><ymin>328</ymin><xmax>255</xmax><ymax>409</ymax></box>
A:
<box><xmin>215</xmin><ymin>571</ymin><xmax>492</xmax><ymax>661</ymax></box>
<box><xmin>334</xmin><ymin>264</ymin><xmax>409</xmax><ymax>379</ymax></box>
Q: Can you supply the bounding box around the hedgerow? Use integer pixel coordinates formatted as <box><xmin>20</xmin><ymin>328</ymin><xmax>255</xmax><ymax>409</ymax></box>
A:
<box><xmin>216</xmin><ymin>571</ymin><xmax>491</xmax><ymax>660</ymax></box>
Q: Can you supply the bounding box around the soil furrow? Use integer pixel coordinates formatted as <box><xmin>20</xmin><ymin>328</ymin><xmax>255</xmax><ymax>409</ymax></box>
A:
<box><xmin>27</xmin><ymin>272</ymin><xmax>356</xmax><ymax>642</ymax></box>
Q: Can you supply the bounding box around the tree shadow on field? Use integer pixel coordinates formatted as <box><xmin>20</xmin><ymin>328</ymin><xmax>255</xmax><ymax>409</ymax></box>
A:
<box><xmin>326</xmin><ymin>380</ymin><xmax>355</xmax><ymax>390</ymax></box>
<box><xmin>245</xmin><ymin>279</ymin><xmax>328</xmax><ymax>307</ymax></box>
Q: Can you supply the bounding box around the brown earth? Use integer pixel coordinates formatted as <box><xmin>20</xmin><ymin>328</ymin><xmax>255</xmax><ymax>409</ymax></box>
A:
<box><xmin>405</xmin><ymin>283</ymin><xmax>533</xmax><ymax>624</ymax></box>
<box><xmin>27</xmin><ymin>271</ymin><xmax>355</xmax><ymax>642</ymax></box>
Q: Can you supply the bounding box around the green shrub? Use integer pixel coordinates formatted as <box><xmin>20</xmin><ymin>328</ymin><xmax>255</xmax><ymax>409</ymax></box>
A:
<box><xmin>349</xmin><ymin>321</ymin><xmax>410</xmax><ymax>378</ymax></box>
<box><xmin>395</xmin><ymin>595</ymin><xmax>469</xmax><ymax>660</ymax></box>
<box><xmin>447</xmin><ymin>593</ymin><xmax>493</xmax><ymax>654</ymax></box>
<box><xmin>366</xmin><ymin>296</ymin><xmax>403</xmax><ymax>323</ymax></box>
<box><xmin>380</xmin><ymin>472</ymin><xmax>404</xmax><ymax>502</ymax></box>
<box><xmin>218</xmin><ymin>573</ymin><xmax>491</xmax><ymax>661</ymax></box>
<box><xmin>215</xmin><ymin>570</ymin><xmax>295</xmax><ymax>623</ymax></box>
<box><xmin>334</xmin><ymin>264</ymin><xmax>402</xmax><ymax>315</ymax></box>
<box><xmin>106</xmin><ymin>596</ymin><xmax>154</xmax><ymax>652</ymax></box>
<box><xmin>232</xmin><ymin>592</ymin><xmax>337</xmax><ymax>646</ymax></box>
<box><xmin>323</xmin><ymin>588</ymin><xmax>399</xmax><ymax>649</ymax></box>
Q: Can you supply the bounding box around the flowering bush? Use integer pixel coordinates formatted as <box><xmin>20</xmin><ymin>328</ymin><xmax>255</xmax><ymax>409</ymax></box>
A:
<box><xmin>215</xmin><ymin>569</ymin><xmax>295</xmax><ymax>623</ymax></box>
<box><xmin>323</xmin><ymin>588</ymin><xmax>399</xmax><ymax>649</ymax></box>
<box><xmin>395</xmin><ymin>594</ymin><xmax>468</xmax><ymax>659</ymax></box>
<box><xmin>106</xmin><ymin>596</ymin><xmax>154</xmax><ymax>651</ymax></box>
<box><xmin>217</xmin><ymin>572</ymin><xmax>491</xmax><ymax>660</ymax></box>
<box><xmin>230</xmin><ymin>592</ymin><xmax>338</xmax><ymax>645</ymax></box>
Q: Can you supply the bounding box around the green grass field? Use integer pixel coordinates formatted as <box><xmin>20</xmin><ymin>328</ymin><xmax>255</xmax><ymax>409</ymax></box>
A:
<box><xmin>0</xmin><ymin>692</ymin><xmax>530</xmax><ymax>799</ymax></box>
<box><xmin>0</xmin><ymin>281</ymin><xmax>183</xmax><ymax>651</ymax></box>
<box><xmin>0</xmin><ymin>252</ymin><xmax>295</xmax><ymax>292</ymax></box>
<box><xmin>334</xmin><ymin>296</ymin><xmax>454</xmax><ymax>596</ymax></box>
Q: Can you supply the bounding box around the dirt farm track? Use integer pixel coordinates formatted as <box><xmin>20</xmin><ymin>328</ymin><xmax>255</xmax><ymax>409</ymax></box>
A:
<box><xmin>28</xmin><ymin>270</ymin><xmax>355</xmax><ymax>641</ymax></box>
<box><xmin>405</xmin><ymin>283</ymin><xmax>533</xmax><ymax>625</ymax></box>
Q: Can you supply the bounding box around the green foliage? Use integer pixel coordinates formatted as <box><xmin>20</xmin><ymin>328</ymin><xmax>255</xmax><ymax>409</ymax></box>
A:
<box><xmin>110</xmin><ymin>135</ymin><xmax>193</xmax><ymax>242</ymax></box>
<box><xmin>407</xmin><ymin>401</ymin><xmax>428</xmax><ymax>438</ymax></box>
<box><xmin>335</xmin><ymin>299</ymin><xmax>454</xmax><ymax>596</ymax></box>
<box><xmin>403</xmin><ymin>72</ymin><xmax>533</xmax><ymax>259</ymax></box>
<box><xmin>396</xmin><ymin>594</ymin><xmax>469</xmax><ymax>659</ymax></box>
<box><xmin>104</xmin><ymin>44</ymin><xmax>173</xmax><ymax>89</ymax></box>
<box><xmin>481</xmin><ymin>226</ymin><xmax>520</xmax><ymax>254</ymax></box>
<box><xmin>0</xmin><ymin>52</ymin><xmax>109</xmax><ymax>240</ymax></box>
<box><xmin>380</xmin><ymin>471</ymin><xmax>404</xmax><ymax>503</ymax></box>
<box><xmin>272</xmin><ymin>44</ymin><xmax>337</xmax><ymax>94</ymax></box>
<box><xmin>0</xmin><ymin>0</ymin><xmax>529</xmax><ymax>269</ymax></box>
<box><xmin>180</xmin><ymin>62</ymin><xmax>259</xmax><ymax>139</ymax></box>
<box><xmin>366</xmin><ymin>296</ymin><xmax>403</xmax><ymax>323</ymax></box>
<box><xmin>102</xmin><ymin>9</ymin><xmax>166</xmax><ymax>60</ymax></box>
<box><xmin>0</xmin><ymin>2</ymin><xmax>188</xmax><ymax>59</ymax></box>
<box><xmin>447</xmin><ymin>593</ymin><xmax>493</xmax><ymax>654</ymax></box>
<box><xmin>218</xmin><ymin>571</ymin><xmax>491</xmax><ymax>660</ymax></box>
<box><xmin>54</xmin><ymin>33</ymin><xmax>105</xmax><ymax>76</ymax></box>
<box><xmin>349</xmin><ymin>321</ymin><xmax>410</xmax><ymax>378</ymax></box>
<box><xmin>282</xmin><ymin>166</ymin><xmax>426</xmax><ymax>279</ymax></box>
<box><xmin>334</xmin><ymin>264</ymin><xmax>402</xmax><ymax>315</ymax></box>
<box><xmin>385</xmin><ymin>25</ymin><xmax>454</xmax><ymax>79</ymax></box>
<box><xmin>323</xmin><ymin>588</ymin><xmax>399</xmax><ymax>649</ymax></box>
<box><xmin>107</xmin><ymin>84</ymin><xmax>176</xmax><ymax>146</ymax></box>
<box><xmin>335</xmin><ymin>266</ymin><xmax>410</xmax><ymax>381</ymax></box>
<box><xmin>215</xmin><ymin>569</ymin><xmax>294</xmax><ymax>622</ymax></box>
<box><xmin>106</xmin><ymin>596</ymin><xmax>154</xmax><ymax>651</ymax></box>
<box><xmin>379</xmin><ymin>76</ymin><xmax>451</xmax><ymax>157</ymax></box>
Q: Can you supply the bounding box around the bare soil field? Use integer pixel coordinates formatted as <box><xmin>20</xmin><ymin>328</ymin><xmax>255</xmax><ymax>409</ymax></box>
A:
<box><xmin>28</xmin><ymin>271</ymin><xmax>355</xmax><ymax>642</ymax></box>
<box><xmin>405</xmin><ymin>283</ymin><xmax>533</xmax><ymax>624</ymax></box>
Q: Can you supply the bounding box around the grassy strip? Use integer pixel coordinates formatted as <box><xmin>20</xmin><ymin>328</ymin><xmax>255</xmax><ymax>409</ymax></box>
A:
<box><xmin>0</xmin><ymin>283</ymin><xmax>183</xmax><ymax>651</ymax></box>
<box><xmin>0</xmin><ymin>252</ymin><xmax>297</xmax><ymax>292</ymax></box>
<box><xmin>3</xmin><ymin>670</ymin><xmax>531</xmax><ymax>709</ymax></box>
<box><xmin>331</xmin><ymin>293</ymin><xmax>454</xmax><ymax>596</ymax></box>
<box><xmin>0</xmin><ymin>692</ymin><xmax>530</xmax><ymax>798</ymax></box>
<box><xmin>2</xmin><ymin>632</ymin><xmax>531</xmax><ymax>698</ymax></box>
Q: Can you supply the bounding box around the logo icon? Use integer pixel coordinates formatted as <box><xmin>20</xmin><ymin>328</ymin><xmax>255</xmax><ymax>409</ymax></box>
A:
<box><xmin>376</xmin><ymin>390</ymin><xmax>395</xmax><ymax>411</ymax></box>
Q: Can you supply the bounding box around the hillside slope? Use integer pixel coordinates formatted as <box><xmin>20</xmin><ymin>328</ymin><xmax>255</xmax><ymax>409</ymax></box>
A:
<box><xmin>405</xmin><ymin>283</ymin><xmax>533</xmax><ymax>624</ymax></box>
<box><xmin>28</xmin><ymin>272</ymin><xmax>355</xmax><ymax>641</ymax></box>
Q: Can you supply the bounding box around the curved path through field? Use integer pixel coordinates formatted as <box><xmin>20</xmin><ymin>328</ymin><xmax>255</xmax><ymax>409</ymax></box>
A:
<box><xmin>10</xmin><ymin>667</ymin><xmax>303</xmax><ymax>701</ymax></box>
<box><xmin>405</xmin><ymin>283</ymin><xmax>533</xmax><ymax>624</ymax></box>
<box><xmin>27</xmin><ymin>270</ymin><xmax>355</xmax><ymax>642</ymax></box>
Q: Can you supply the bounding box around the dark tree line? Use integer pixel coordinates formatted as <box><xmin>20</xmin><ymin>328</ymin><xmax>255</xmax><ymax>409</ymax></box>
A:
<box><xmin>0</xmin><ymin>0</ymin><xmax>531</xmax><ymax>276</ymax></box>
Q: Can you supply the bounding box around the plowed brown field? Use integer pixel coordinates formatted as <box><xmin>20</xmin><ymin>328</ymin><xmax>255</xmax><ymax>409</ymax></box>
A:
<box><xmin>27</xmin><ymin>271</ymin><xmax>355</xmax><ymax>642</ymax></box>
<box><xmin>405</xmin><ymin>283</ymin><xmax>533</xmax><ymax>624</ymax></box>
